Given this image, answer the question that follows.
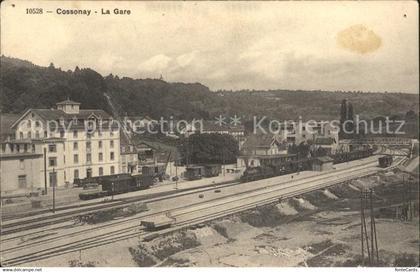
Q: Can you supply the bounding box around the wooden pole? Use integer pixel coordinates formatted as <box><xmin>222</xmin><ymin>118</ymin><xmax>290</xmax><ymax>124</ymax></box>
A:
<box><xmin>52</xmin><ymin>168</ymin><xmax>56</xmax><ymax>213</ymax></box>
<box><xmin>369</xmin><ymin>190</ymin><xmax>375</xmax><ymax>265</ymax></box>
<box><xmin>44</xmin><ymin>147</ymin><xmax>48</xmax><ymax>195</ymax></box>
<box><xmin>362</xmin><ymin>192</ymin><xmax>371</xmax><ymax>265</ymax></box>
<box><xmin>360</xmin><ymin>192</ymin><xmax>365</xmax><ymax>265</ymax></box>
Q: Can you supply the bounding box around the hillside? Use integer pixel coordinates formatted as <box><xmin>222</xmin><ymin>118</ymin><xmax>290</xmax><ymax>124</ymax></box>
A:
<box><xmin>1</xmin><ymin>56</ymin><xmax>418</xmax><ymax>122</ymax></box>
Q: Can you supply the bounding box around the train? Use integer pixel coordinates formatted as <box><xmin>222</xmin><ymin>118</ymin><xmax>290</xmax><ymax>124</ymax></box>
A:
<box><xmin>378</xmin><ymin>155</ymin><xmax>393</xmax><ymax>168</ymax></box>
<box><xmin>184</xmin><ymin>164</ymin><xmax>222</xmax><ymax>181</ymax></box>
<box><xmin>240</xmin><ymin>149</ymin><xmax>374</xmax><ymax>182</ymax></box>
<box><xmin>78</xmin><ymin>173</ymin><xmax>154</xmax><ymax>200</ymax></box>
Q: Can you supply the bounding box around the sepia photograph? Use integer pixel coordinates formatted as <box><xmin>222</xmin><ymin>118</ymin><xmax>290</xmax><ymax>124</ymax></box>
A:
<box><xmin>0</xmin><ymin>0</ymin><xmax>418</xmax><ymax>270</ymax></box>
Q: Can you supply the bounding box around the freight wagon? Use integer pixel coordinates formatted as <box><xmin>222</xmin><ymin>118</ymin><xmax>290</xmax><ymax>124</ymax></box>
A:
<box><xmin>79</xmin><ymin>174</ymin><xmax>154</xmax><ymax>200</ymax></box>
<box><xmin>378</xmin><ymin>155</ymin><xmax>393</xmax><ymax>168</ymax></box>
<box><xmin>184</xmin><ymin>164</ymin><xmax>222</xmax><ymax>180</ymax></box>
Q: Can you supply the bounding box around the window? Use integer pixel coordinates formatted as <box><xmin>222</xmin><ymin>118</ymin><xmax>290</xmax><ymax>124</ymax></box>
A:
<box><xmin>35</xmin><ymin>121</ymin><xmax>40</xmax><ymax>127</ymax></box>
<box><xmin>110</xmin><ymin>130</ymin><xmax>114</xmax><ymax>137</ymax></box>
<box><xmin>99</xmin><ymin>167</ymin><xmax>104</xmax><ymax>176</ymax></box>
<box><xmin>98</xmin><ymin>140</ymin><xmax>103</xmax><ymax>148</ymax></box>
<box><xmin>48</xmin><ymin>144</ymin><xmax>57</xmax><ymax>152</ymax></box>
<box><xmin>63</xmin><ymin>155</ymin><xmax>66</xmax><ymax>164</ymax></box>
<box><xmin>99</xmin><ymin>152</ymin><xmax>103</xmax><ymax>162</ymax></box>
<box><xmin>110</xmin><ymin>140</ymin><xmax>114</xmax><ymax>148</ymax></box>
<box><xmin>86</xmin><ymin>168</ymin><xmax>92</xmax><ymax>178</ymax></box>
<box><xmin>27</xmin><ymin>120</ymin><xmax>31</xmax><ymax>128</ymax></box>
<box><xmin>1</xmin><ymin>144</ymin><xmax>5</xmax><ymax>152</ymax></box>
<box><xmin>18</xmin><ymin>175</ymin><xmax>27</xmax><ymax>189</ymax></box>
<box><xmin>73</xmin><ymin>142</ymin><xmax>78</xmax><ymax>150</ymax></box>
<box><xmin>32</xmin><ymin>144</ymin><xmax>35</xmax><ymax>153</ymax></box>
<box><xmin>110</xmin><ymin>152</ymin><xmax>114</xmax><ymax>161</ymax></box>
<box><xmin>35</xmin><ymin>131</ymin><xmax>40</xmax><ymax>139</ymax></box>
<box><xmin>74</xmin><ymin>154</ymin><xmax>79</xmax><ymax>163</ymax></box>
<box><xmin>86</xmin><ymin>142</ymin><xmax>91</xmax><ymax>149</ymax></box>
<box><xmin>73</xmin><ymin>130</ymin><xmax>78</xmax><ymax>138</ymax></box>
<box><xmin>20</xmin><ymin>132</ymin><xmax>24</xmax><ymax>139</ymax></box>
<box><xmin>60</xmin><ymin>130</ymin><xmax>65</xmax><ymax>138</ymax></box>
<box><xmin>87</xmin><ymin>153</ymin><xmax>92</xmax><ymax>163</ymax></box>
<box><xmin>28</xmin><ymin>131</ymin><xmax>32</xmax><ymax>139</ymax></box>
<box><xmin>49</xmin><ymin>157</ymin><xmax>57</xmax><ymax>167</ymax></box>
<box><xmin>19</xmin><ymin>159</ymin><xmax>25</xmax><ymax>170</ymax></box>
<box><xmin>44</xmin><ymin>131</ymin><xmax>48</xmax><ymax>138</ymax></box>
<box><xmin>110</xmin><ymin>166</ymin><xmax>115</xmax><ymax>174</ymax></box>
<box><xmin>74</xmin><ymin>169</ymin><xmax>79</xmax><ymax>179</ymax></box>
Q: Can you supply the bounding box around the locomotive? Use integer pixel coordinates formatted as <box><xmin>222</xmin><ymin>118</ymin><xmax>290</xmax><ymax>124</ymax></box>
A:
<box><xmin>240</xmin><ymin>149</ymin><xmax>374</xmax><ymax>182</ymax></box>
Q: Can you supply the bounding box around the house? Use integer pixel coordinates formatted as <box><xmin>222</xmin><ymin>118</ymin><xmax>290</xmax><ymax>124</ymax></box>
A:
<box><xmin>277</xmin><ymin>121</ymin><xmax>339</xmax><ymax>145</ymax></box>
<box><xmin>0</xmin><ymin>140</ymin><xmax>44</xmax><ymax>194</ymax></box>
<box><xmin>313</xmin><ymin>137</ymin><xmax>338</xmax><ymax>154</ymax></box>
<box><xmin>6</xmin><ymin>99</ymin><xmax>120</xmax><ymax>189</ymax></box>
<box><xmin>119</xmin><ymin>132</ymin><xmax>139</xmax><ymax>174</ymax></box>
<box><xmin>237</xmin><ymin>134</ymin><xmax>288</xmax><ymax>168</ymax></box>
<box><xmin>180</xmin><ymin>120</ymin><xmax>245</xmax><ymax>146</ymax></box>
<box><xmin>311</xmin><ymin>156</ymin><xmax>334</xmax><ymax>171</ymax></box>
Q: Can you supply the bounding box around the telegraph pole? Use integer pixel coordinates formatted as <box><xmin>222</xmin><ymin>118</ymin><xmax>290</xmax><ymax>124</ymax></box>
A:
<box><xmin>360</xmin><ymin>190</ymin><xmax>380</xmax><ymax>266</ymax></box>
<box><xmin>52</xmin><ymin>167</ymin><xmax>56</xmax><ymax>213</ymax></box>
<box><xmin>360</xmin><ymin>193</ymin><xmax>365</xmax><ymax>265</ymax></box>
<box><xmin>43</xmin><ymin>147</ymin><xmax>48</xmax><ymax>195</ymax></box>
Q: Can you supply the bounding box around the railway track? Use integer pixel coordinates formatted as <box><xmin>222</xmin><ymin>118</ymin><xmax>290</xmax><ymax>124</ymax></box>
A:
<box><xmin>2</xmin><ymin>156</ymin><xmax>399</xmax><ymax>266</ymax></box>
<box><xmin>1</xmin><ymin>179</ymin><xmax>243</xmax><ymax>235</ymax></box>
<box><xmin>2</xmin><ymin>157</ymin><xmax>380</xmax><ymax>243</ymax></box>
<box><xmin>2</xmin><ymin>177</ymin><xmax>242</xmax><ymax>222</ymax></box>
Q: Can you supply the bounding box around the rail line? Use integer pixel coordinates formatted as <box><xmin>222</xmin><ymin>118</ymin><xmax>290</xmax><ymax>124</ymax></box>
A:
<box><xmin>1</xmin><ymin>157</ymin><xmax>397</xmax><ymax>266</ymax></box>
<box><xmin>2</xmin><ymin>154</ymin><xmax>405</xmax><ymax>266</ymax></box>
<box><xmin>2</xmin><ymin>157</ymin><xmax>379</xmax><ymax>242</ymax></box>
<box><xmin>1</xmin><ymin>177</ymin><xmax>242</xmax><ymax>222</ymax></box>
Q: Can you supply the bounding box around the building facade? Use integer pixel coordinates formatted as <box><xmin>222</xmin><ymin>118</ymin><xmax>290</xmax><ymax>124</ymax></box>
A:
<box><xmin>8</xmin><ymin>99</ymin><xmax>120</xmax><ymax>189</ymax></box>
<box><xmin>0</xmin><ymin>140</ymin><xmax>43</xmax><ymax>194</ymax></box>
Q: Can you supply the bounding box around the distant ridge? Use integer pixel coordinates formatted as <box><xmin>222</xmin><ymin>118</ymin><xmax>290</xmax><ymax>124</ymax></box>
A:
<box><xmin>1</xmin><ymin>56</ymin><xmax>418</xmax><ymax>122</ymax></box>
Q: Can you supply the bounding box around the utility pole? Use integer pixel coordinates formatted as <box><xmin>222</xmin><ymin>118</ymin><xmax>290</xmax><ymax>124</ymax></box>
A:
<box><xmin>360</xmin><ymin>193</ymin><xmax>365</xmax><ymax>265</ymax></box>
<box><xmin>360</xmin><ymin>190</ymin><xmax>379</xmax><ymax>266</ymax></box>
<box><xmin>111</xmin><ymin>181</ymin><xmax>115</xmax><ymax>201</ymax></box>
<box><xmin>371</xmin><ymin>189</ymin><xmax>379</xmax><ymax>262</ymax></box>
<box><xmin>52</xmin><ymin>167</ymin><xmax>56</xmax><ymax>213</ymax></box>
<box><xmin>44</xmin><ymin>147</ymin><xmax>48</xmax><ymax>195</ymax></box>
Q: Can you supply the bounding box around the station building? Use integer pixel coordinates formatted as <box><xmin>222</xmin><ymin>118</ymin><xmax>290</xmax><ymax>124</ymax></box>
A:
<box><xmin>1</xmin><ymin>100</ymin><xmax>121</xmax><ymax>193</ymax></box>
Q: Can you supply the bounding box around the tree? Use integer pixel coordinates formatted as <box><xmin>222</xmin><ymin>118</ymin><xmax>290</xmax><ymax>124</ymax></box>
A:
<box><xmin>179</xmin><ymin>133</ymin><xmax>239</xmax><ymax>165</ymax></box>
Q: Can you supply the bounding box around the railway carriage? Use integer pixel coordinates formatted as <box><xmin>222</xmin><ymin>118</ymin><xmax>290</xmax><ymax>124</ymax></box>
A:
<box><xmin>79</xmin><ymin>173</ymin><xmax>154</xmax><ymax>200</ymax></box>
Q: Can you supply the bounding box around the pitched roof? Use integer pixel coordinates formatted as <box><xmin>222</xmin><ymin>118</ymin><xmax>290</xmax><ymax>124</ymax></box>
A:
<box><xmin>314</xmin><ymin>137</ymin><xmax>336</xmax><ymax>145</ymax></box>
<box><xmin>241</xmin><ymin>134</ymin><xmax>281</xmax><ymax>150</ymax></box>
<box><xmin>12</xmin><ymin>109</ymin><xmax>112</xmax><ymax>128</ymax></box>
<box><xmin>314</xmin><ymin>156</ymin><xmax>334</xmax><ymax>163</ymax></box>
<box><xmin>56</xmin><ymin>99</ymin><xmax>81</xmax><ymax>105</ymax></box>
<box><xmin>33</xmin><ymin>109</ymin><xmax>111</xmax><ymax>120</ymax></box>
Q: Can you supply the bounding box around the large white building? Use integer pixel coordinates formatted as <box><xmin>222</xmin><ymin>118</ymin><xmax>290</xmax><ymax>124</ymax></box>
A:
<box><xmin>6</xmin><ymin>99</ymin><xmax>120</xmax><ymax>189</ymax></box>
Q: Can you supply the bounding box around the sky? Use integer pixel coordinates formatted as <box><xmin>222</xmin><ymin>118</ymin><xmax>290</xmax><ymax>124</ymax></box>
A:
<box><xmin>1</xmin><ymin>1</ymin><xmax>418</xmax><ymax>93</ymax></box>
